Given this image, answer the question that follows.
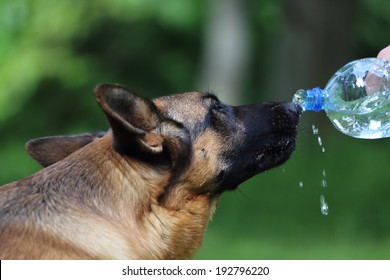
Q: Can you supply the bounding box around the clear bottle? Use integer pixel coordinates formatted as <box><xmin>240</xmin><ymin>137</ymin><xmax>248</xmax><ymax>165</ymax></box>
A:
<box><xmin>293</xmin><ymin>58</ymin><xmax>390</xmax><ymax>139</ymax></box>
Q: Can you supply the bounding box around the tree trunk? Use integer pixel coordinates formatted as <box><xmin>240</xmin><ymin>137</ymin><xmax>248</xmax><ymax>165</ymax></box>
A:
<box><xmin>198</xmin><ymin>0</ymin><xmax>250</xmax><ymax>105</ymax></box>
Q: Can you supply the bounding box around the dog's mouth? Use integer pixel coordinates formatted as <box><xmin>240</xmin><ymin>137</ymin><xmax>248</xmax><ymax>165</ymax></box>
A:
<box><xmin>252</xmin><ymin>136</ymin><xmax>295</xmax><ymax>173</ymax></box>
<box><xmin>219</xmin><ymin>133</ymin><xmax>297</xmax><ymax>192</ymax></box>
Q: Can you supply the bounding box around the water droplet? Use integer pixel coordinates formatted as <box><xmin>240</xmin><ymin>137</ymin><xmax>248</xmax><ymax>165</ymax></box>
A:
<box><xmin>312</xmin><ymin>124</ymin><xmax>319</xmax><ymax>135</ymax></box>
<box><xmin>317</xmin><ymin>136</ymin><xmax>322</xmax><ymax>146</ymax></box>
<box><xmin>320</xmin><ymin>195</ymin><xmax>329</xmax><ymax>216</ymax></box>
<box><xmin>298</xmin><ymin>181</ymin><xmax>304</xmax><ymax>188</ymax></box>
<box><xmin>256</xmin><ymin>154</ymin><xmax>264</xmax><ymax>161</ymax></box>
<box><xmin>307</xmin><ymin>123</ymin><xmax>330</xmax><ymax>215</ymax></box>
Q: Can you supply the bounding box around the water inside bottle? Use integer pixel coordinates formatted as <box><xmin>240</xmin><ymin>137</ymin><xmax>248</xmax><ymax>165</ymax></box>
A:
<box><xmin>326</xmin><ymin>75</ymin><xmax>390</xmax><ymax>139</ymax></box>
<box><xmin>327</xmin><ymin>110</ymin><xmax>390</xmax><ymax>139</ymax></box>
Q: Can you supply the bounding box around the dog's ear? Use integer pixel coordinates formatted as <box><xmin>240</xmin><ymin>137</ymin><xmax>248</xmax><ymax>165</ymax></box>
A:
<box><xmin>94</xmin><ymin>84</ymin><xmax>190</xmax><ymax>162</ymax></box>
<box><xmin>26</xmin><ymin>132</ymin><xmax>105</xmax><ymax>167</ymax></box>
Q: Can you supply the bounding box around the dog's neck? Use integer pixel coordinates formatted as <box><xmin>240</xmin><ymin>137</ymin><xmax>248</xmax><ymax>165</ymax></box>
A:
<box><xmin>32</xmin><ymin>135</ymin><xmax>216</xmax><ymax>259</ymax></box>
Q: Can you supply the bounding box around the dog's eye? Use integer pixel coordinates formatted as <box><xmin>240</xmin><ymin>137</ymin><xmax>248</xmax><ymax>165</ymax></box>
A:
<box><xmin>210</xmin><ymin>100</ymin><xmax>229</xmax><ymax>130</ymax></box>
<box><xmin>212</xmin><ymin>101</ymin><xmax>225</xmax><ymax>113</ymax></box>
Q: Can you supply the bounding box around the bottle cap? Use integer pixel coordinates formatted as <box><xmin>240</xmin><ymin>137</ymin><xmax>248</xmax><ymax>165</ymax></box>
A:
<box><xmin>305</xmin><ymin>87</ymin><xmax>323</xmax><ymax>112</ymax></box>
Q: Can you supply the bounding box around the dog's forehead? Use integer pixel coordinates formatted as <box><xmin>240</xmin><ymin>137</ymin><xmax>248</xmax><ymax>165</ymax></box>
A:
<box><xmin>153</xmin><ymin>92</ymin><xmax>210</xmax><ymax>123</ymax></box>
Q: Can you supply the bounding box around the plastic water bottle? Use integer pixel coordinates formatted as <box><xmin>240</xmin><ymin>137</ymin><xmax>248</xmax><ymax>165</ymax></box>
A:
<box><xmin>292</xmin><ymin>58</ymin><xmax>390</xmax><ymax>139</ymax></box>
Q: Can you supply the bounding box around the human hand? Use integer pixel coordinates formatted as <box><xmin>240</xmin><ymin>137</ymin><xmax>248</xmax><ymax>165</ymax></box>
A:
<box><xmin>377</xmin><ymin>45</ymin><xmax>390</xmax><ymax>60</ymax></box>
<box><xmin>365</xmin><ymin>45</ymin><xmax>390</xmax><ymax>94</ymax></box>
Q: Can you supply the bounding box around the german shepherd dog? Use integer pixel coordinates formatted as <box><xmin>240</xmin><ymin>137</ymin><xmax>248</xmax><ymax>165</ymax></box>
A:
<box><xmin>0</xmin><ymin>84</ymin><xmax>300</xmax><ymax>259</ymax></box>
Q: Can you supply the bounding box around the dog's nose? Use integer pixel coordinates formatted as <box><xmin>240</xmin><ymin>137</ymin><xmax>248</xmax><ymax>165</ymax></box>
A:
<box><xmin>284</xmin><ymin>102</ymin><xmax>303</xmax><ymax>117</ymax></box>
<box><xmin>257</xmin><ymin>101</ymin><xmax>302</xmax><ymax>119</ymax></box>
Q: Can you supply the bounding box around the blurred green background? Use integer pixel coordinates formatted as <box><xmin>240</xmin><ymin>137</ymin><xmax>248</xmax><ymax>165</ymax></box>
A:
<box><xmin>1</xmin><ymin>0</ymin><xmax>390</xmax><ymax>259</ymax></box>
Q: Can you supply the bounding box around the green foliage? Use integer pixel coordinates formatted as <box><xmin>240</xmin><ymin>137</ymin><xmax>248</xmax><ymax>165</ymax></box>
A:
<box><xmin>358</xmin><ymin>0</ymin><xmax>390</xmax><ymax>50</ymax></box>
<box><xmin>0</xmin><ymin>0</ymin><xmax>389</xmax><ymax>259</ymax></box>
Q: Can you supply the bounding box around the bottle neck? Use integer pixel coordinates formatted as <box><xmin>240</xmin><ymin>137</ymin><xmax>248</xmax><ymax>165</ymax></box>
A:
<box><xmin>303</xmin><ymin>87</ymin><xmax>326</xmax><ymax>112</ymax></box>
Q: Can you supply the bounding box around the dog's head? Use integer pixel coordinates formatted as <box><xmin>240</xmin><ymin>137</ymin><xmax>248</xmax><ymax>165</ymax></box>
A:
<box><xmin>152</xmin><ymin>88</ymin><xmax>301</xmax><ymax>195</ymax></box>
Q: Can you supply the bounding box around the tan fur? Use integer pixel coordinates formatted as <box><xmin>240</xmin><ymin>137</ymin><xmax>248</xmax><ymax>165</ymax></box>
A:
<box><xmin>0</xmin><ymin>133</ymin><xmax>219</xmax><ymax>259</ymax></box>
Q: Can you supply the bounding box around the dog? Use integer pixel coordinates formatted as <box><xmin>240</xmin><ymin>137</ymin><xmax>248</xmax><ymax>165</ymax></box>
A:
<box><xmin>0</xmin><ymin>84</ymin><xmax>301</xmax><ymax>259</ymax></box>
